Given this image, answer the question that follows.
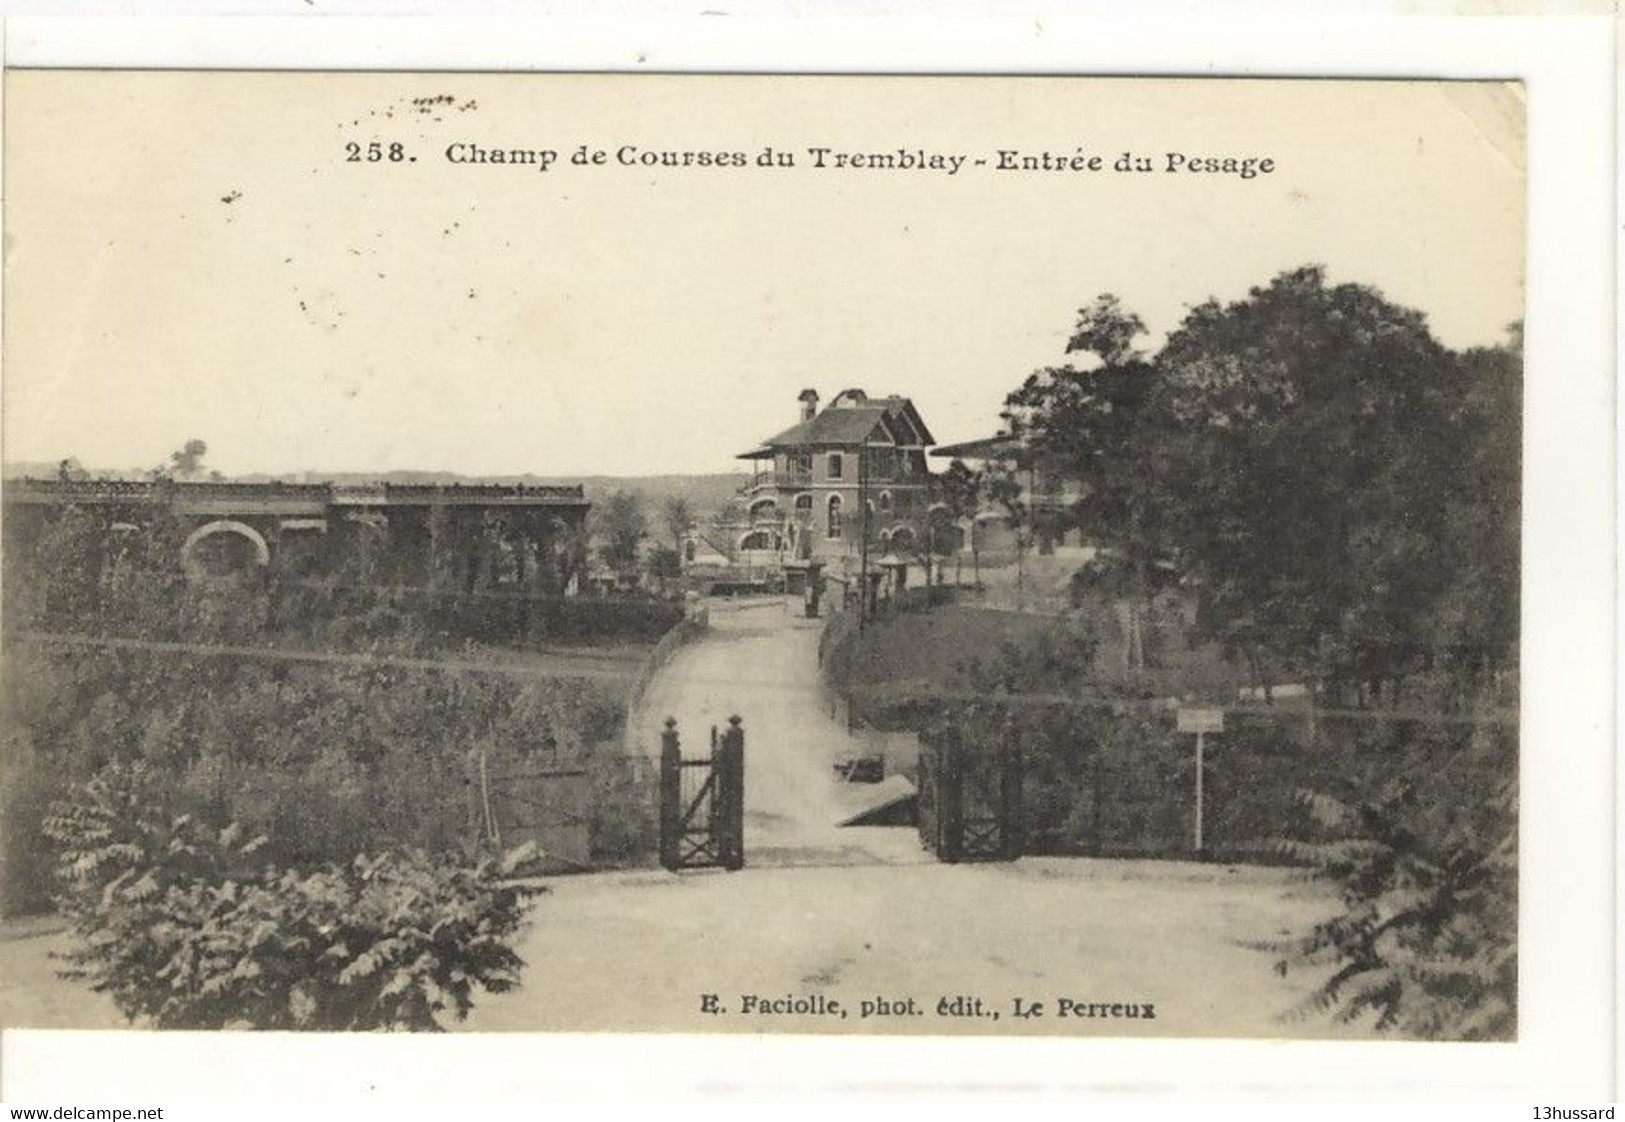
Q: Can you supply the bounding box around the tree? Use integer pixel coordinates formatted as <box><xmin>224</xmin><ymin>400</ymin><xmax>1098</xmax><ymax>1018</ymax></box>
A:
<box><xmin>593</xmin><ymin>490</ymin><xmax>646</xmax><ymax>584</ymax></box>
<box><xmin>548</xmin><ymin>517</ymin><xmax>591</xmax><ymax>597</ymax></box>
<box><xmin>155</xmin><ymin>438</ymin><xmax>210</xmax><ymax>482</ymax></box>
<box><xmin>1426</xmin><ymin>325</ymin><xmax>1520</xmax><ymax>696</ymax></box>
<box><xmin>916</xmin><ymin>503</ymin><xmax>958</xmax><ymax>588</ymax></box>
<box><xmin>983</xmin><ymin>463</ymin><xmax>1030</xmax><ymax>611</ymax></box>
<box><xmin>661</xmin><ymin>496</ymin><xmax>694</xmax><ymax>554</ymax></box>
<box><xmin>15</xmin><ymin>504</ymin><xmax>104</xmax><ymax>628</ymax></box>
<box><xmin>646</xmin><ymin>545</ymin><xmax>682</xmax><ymax>580</ymax></box>
<box><xmin>936</xmin><ymin>459</ymin><xmax>982</xmax><ymax>586</ymax></box>
<box><xmin>1065</xmin><ymin>293</ymin><xmax>1148</xmax><ymax>367</ymax></box>
<box><xmin>1003</xmin><ymin>293</ymin><xmax>1168</xmax><ymax>657</ymax></box>
<box><xmin>1156</xmin><ymin>265</ymin><xmax>1470</xmax><ymax>700</ymax></box>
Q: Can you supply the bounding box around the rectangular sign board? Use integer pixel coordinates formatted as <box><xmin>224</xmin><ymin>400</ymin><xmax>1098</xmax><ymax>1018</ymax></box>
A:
<box><xmin>1176</xmin><ymin>708</ymin><xmax>1226</xmax><ymax>734</ymax></box>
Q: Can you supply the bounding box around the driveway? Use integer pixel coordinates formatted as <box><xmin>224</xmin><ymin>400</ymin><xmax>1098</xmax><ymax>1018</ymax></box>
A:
<box><xmin>625</xmin><ymin>597</ymin><xmax>927</xmax><ymax>868</ymax></box>
<box><xmin>467</xmin><ymin>598</ymin><xmax>1364</xmax><ymax>1039</ymax></box>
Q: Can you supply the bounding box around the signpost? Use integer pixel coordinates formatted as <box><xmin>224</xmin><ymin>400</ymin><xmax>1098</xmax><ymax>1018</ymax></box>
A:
<box><xmin>1176</xmin><ymin>707</ymin><xmax>1225</xmax><ymax>855</ymax></box>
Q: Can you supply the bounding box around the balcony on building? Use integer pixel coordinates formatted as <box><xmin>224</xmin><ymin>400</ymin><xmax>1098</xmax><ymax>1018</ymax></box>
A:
<box><xmin>738</xmin><ymin>448</ymin><xmax>812</xmax><ymax>495</ymax></box>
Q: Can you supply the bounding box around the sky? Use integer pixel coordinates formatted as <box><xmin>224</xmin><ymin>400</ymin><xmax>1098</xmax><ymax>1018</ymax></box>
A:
<box><xmin>4</xmin><ymin>73</ymin><xmax>1524</xmax><ymax>478</ymax></box>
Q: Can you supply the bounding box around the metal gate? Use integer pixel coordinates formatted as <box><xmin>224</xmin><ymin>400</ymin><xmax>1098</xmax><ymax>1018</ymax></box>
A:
<box><xmin>917</xmin><ymin>723</ymin><xmax>1022</xmax><ymax>863</ymax></box>
<box><xmin>659</xmin><ymin>715</ymin><xmax>745</xmax><ymax>872</ymax></box>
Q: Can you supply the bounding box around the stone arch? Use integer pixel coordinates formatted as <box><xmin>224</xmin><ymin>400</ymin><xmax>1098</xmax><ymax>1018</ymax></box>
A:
<box><xmin>181</xmin><ymin>519</ymin><xmax>270</xmax><ymax>575</ymax></box>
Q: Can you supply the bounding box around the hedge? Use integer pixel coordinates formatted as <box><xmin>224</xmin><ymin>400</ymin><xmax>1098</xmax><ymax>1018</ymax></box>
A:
<box><xmin>884</xmin><ymin>695</ymin><xmax>1512</xmax><ymax>863</ymax></box>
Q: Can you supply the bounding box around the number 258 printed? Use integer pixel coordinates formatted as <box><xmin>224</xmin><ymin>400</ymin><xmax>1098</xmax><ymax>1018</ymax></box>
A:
<box><xmin>345</xmin><ymin>141</ymin><xmax>411</xmax><ymax>163</ymax></box>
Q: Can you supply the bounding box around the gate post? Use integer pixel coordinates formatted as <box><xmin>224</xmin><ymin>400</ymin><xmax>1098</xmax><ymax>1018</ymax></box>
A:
<box><xmin>938</xmin><ymin>726</ymin><xmax>964</xmax><ymax>864</ymax></box>
<box><xmin>1000</xmin><ymin>715</ymin><xmax>1024</xmax><ymax>861</ymax></box>
<box><xmin>719</xmin><ymin>715</ymin><xmax>745</xmax><ymax>871</ymax></box>
<box><xmin>916</xmin><ymin>740</ymin><xmax>937</xmax><ymax>855</ymax></box>
<box><xmin>658</xmin><ymin>717</ymin><xmax>681</xmax><ymax>872</ymax></box>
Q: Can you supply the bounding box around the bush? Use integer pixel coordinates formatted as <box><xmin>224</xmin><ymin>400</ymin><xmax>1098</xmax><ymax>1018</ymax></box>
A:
<box><xmin>857</xmin><ymin>604</ymin><xmax>1512</xmax><ymax>866</ymax></box>
<box><xmin>1264</xmin><ymin>775</ymin><xmax>1516</xmax><ymax>1040</ymax></box>
<box><xmin>6</xmin><ymin>519</ymin><xmax>681</xmax><ymax>654</ymax></box>
<box><xmin>586</xmin><ymin>753</ymin><xmax>658</xmax><ymax>866</ymax></box>
<box><xmin>893</xmin><ymin>699</ymin><xmax>1512</xmax><ymax>865</ymax></box>
<box><xmin>44</xmin><ymin>765</ymin><xmax>547</xmax><ymax>1031</ymax></box>
<box><xmin>4</xmin><ymin>641</ymin><xmax>641</xmax><ymax>879</ymax></box>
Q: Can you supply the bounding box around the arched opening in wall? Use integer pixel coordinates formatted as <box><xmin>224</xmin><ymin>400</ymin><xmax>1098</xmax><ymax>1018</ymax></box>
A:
<box><xmin>826</xmin><ymin>494</ymin><xmax>843</xmax><ymax>540</ymax></box>
<box><xmin>748</xmin><ymin>497</ymin><xmax>779</xmax><ymax>521</ymax></box>
<box><xmin>890</xmin><ymin>526</ymin><xmax>915</xmax><ymax>552</ymax></box>
<box><xmin>878</xmin><ymin>490</ymin><xmax>893</xmax><ymax>513</ymax></box>
<box><xmin>793</xmin><ymin>493</ymin><xmax>814</xmax><ymax>515</ymax></box>
<box><xmin>181</xmin><ymin>520</ymin><xmax>270</xmax><ymax>580</ymax></box>
<box><xmin>684</xmin><ymin>540</ymin><xmax>697</xmax><ymax>564</ymax></box>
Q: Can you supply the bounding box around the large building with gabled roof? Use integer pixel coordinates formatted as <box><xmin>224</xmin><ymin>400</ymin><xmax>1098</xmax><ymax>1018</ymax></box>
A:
<box><xmin>712</xmin><ymin>387</ymin><xmax>937</xmax><ymax>584</ymax></box>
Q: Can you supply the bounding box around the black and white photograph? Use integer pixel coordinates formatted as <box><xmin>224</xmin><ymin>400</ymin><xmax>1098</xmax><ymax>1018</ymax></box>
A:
<box><xmin>0</xmin><ymin>67</ymin><xmax>1537</xmax><ymax>1051</ymax></box>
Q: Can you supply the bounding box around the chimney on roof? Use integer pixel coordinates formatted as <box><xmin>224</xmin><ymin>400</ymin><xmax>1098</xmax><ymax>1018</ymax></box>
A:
<box><xmin>798</xmin><ymin>388</ymin><xmax>819</xmax><ymax>422</ymax></box>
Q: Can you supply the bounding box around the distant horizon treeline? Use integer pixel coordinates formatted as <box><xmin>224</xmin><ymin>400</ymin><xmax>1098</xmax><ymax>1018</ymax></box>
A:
<box><xmin>4</xmin><ymin>462</ymin><xmax>753</xmax><ymax>542</ymax></box>
<box><xmin>3</xmin><ymin>460</ymin><xmax>750</xmax><ymax>497</ymax></box>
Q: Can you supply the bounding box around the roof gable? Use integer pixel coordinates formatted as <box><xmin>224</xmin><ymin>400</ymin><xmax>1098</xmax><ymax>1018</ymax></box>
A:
<box><xmin>755</xmin><ymin>394</ymin><xmax>936</xmax><ymax>450</ymax></box>
<box><xmin>761</xmin><ymin>405</ymin><xmax>891</xmax><ymax>448</ymax></box>
<box><xmin>887</xmin><ymin>399</ymin><xmax>935</xmax><ymax>446</ymax></box>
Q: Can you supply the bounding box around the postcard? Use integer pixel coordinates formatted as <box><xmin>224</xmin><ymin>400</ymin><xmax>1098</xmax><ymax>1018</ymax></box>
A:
<box><xmin>0</xmin><ymin>44</ymin><xmax>1609</xmax><ymax>1102</ymax></box>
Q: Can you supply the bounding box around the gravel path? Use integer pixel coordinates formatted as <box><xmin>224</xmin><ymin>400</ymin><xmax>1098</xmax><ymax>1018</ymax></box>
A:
<box><xmin>468</xmin><ymin>599</ymin><xmax>1361</xmax><ymax>1039</ymax></box>
<box><xmin>626</xmin><ymin>598</ymin><xmax>927</xmax><ymax>867</ymax></box>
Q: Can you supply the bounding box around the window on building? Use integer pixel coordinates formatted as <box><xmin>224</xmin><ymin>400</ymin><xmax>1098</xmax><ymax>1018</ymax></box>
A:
<box><xmin>827</xmin><ymin>494</ymin><xmax>843</xmax><ymax>539</ymax></box>
<box><xmin>878</xmin><ymin>490</ymin><xmax>893</xmax><ymax>513</ymax></box>
<box><xmin>740</xmin><ymin>530</ymin><xmax>781</xmax><ymax>552</ymax></box>
<box><xmin>827</xmin><ymin>452</ymin><xmax>844</xmax><ymax>480</ymax></box>
<box><xmin>794</xmin><ymin>492</ymin><xmax>814</xmax><ymax>514</ymax></box>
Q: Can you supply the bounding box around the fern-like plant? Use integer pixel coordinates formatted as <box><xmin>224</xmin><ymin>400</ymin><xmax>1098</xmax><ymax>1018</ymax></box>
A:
<box><xmin>1264</xmin><ymin>777</ymin><xmax>1516</xmax><ymax>1040</ymax></box>
<box><xmin>44</xmin><ymin>763</ymin><xmax>548</xmax><ymax>1030</ymax></box>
